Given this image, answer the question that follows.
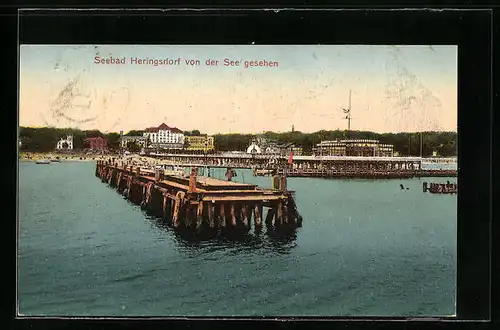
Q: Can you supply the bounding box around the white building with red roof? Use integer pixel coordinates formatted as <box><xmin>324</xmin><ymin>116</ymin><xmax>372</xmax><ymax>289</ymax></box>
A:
<box><xmin>143</xmin><ymin>123</ymin><xmax>185</xmax><ymax>149</ymax></box>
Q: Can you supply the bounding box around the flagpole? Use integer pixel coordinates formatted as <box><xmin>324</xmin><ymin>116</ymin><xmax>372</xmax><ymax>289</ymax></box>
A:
<box><xmin>348</xmin><ymin>90</ymin><xmax>351</xmax><ymax>131</ymax></box>
<box><xmin>343</xmin><ymin>90</ymin><xmax>352</xmax><ymax>138</ymax></box>
<box><xmin>420</xmin><ymin>131</ymin><xmax>423</xmax><ymax>158</ymax></box>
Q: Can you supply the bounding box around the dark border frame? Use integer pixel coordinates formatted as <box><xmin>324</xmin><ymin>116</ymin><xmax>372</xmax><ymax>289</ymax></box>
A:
<box><xmin>8</xmin><ymin>7</ymin><xmax>493</xmax><ymax>329</ymax></box>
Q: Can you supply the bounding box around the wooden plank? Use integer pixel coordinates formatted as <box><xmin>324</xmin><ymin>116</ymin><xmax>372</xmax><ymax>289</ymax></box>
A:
<box><xmin>201</xmin><ymin>195</ymin><xmax>286</xmax><ymax>202</ymax></box>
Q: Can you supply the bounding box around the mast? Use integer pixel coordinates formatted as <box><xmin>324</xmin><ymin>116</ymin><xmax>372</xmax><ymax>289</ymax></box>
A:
<box><xmin>348</xmin><ymin>90</ymin><xmax>351</xmax><ymax>131</ymax></box>
<box><xmin>408</xmin><ymin>134</ymin><xmax>411</xmax><ymax>156</ymax></box>
<box><xmin>420</xmin><ymin>131</ymin><xmax>423</xmax><ymax>158</ymax></box>
<box><xmin>343</xmin><ymin>90</ymin><xmax>352</xmax><ymax>137</ymax></box>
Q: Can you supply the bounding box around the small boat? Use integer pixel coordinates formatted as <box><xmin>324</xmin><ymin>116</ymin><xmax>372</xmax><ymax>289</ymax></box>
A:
<box><xmin>50</xmin><ymin>159</ymin><xmax>61</xmax><ymax>163</ymax></box>
<box><xmin>36</xmin><ymin>159</ymin><xmax>51</xmax><ymax>164</ymax></box>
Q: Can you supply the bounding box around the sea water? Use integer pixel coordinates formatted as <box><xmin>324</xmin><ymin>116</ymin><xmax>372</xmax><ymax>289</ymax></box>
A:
<box><xmin>18</xmin><ymin>161</ymin><xmax>456</xmax><ymax>316</ymax></box>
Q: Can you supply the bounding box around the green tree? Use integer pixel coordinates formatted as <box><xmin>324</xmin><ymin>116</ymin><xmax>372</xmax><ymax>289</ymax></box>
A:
<box><xmin>106</xmin><ymin>132</ymin><xmax>120</xmax><ymax>150</ymax></box>
<box><xmin>125</xmin><ymin>130</ymin><xmax>144</xmax><ymax>136</ymax></box>
<box><xmin>126</xmin><ymin>141</ymin><xmax>140</xmax><ymax>152</ymax></box>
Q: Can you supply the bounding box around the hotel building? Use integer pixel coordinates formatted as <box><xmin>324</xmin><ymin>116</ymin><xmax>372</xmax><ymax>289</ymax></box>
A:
<box><xmin>313</xmin><ymin>139</ymin><xmax>394</xmax><ymax>157</ymax></box>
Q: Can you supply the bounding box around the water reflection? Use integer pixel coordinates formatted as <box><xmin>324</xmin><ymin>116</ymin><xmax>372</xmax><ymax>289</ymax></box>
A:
<box><xmin>145</xmin><ymin>214</ymin><xmax>298</xmax><ymax>255</ymax></box>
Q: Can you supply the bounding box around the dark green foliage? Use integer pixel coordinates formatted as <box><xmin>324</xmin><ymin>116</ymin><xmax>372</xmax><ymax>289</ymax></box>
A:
<box><xmin>106</xmin><ymin>132</ymin><xmax>121</xmax><ymax>150</ymax></box>
<box><xmin>124</xmin><ymin>130</ymin><xmax>144</xmax><ymax>136</ymax></box>
<box><xmin>214</xmin><ymin>130</ymin><xmax>457</xmax><ymax>156</ymax></box>
<box><xmin>213</xmin><ymin>134</ymin><xmax>253</xmax><ymax>152</ymax></box>
<box><xmin>126</xmin><ymin>141</ymin><xmax>140</xmax><ymax>152</ymax></box>
<box><xmin>184</xmin><ymin>130</ymin><xmax>202</xmax><ymax>136</ymax></box>
<box><xmin>19</xmin><ymin>126</ymin><xmax>457</xmax><ymax>157</ymax></box>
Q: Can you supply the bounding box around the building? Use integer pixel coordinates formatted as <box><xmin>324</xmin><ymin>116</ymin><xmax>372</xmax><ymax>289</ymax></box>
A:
<box><xmin>56</xmin><ymin>135</ymin><xmax>73</xmax><ymax>150</ymax></box>
<box><xmin>313</xmin><ymin>139</ymin><xmax>394</xmax><ymax>157</ymax></box>
<box><xmin>143</xmin><ymin>123</ymin><xmax>185</xmax><ymax>149</ymax></box>
<box><xmin>247</xmin><ymin>141</ymin><xmax>262</xmax><ymax>154</ymax></box>
<box><xmin>120</xmin><ymin>136</ymin><xmax>149</xmax><ymax>149</ymax></box>
<box><xmin>85</xmin><ymin>137</ymin><xmax>108</xmax><ymax>150</ymax></box>
<box><xmin>246</xmin><ymin>137</ymin><xmax>302</xmax><ymax>156</ymax></box>
<box><xmin>185</xmin><ymin>135</ymin><xmax>214</xmax><ymax>152</ymax></box>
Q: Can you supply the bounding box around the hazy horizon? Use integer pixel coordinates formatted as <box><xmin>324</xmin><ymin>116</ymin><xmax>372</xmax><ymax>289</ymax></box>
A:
<box><xmin>19</xmin><ymin>45</ymin><xmax>457</xmax><ymax>134</ymax></box>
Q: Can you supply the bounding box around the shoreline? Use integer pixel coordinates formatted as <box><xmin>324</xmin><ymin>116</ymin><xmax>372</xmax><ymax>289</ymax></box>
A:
<box><xmin>19</xmin><ymin>152</ymin><xmax>117</xmax><ymax>162</ymax></box>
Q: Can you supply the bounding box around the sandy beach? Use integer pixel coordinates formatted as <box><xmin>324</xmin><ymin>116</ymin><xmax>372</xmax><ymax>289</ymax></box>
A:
<box><xmin>19</xmin><ymin>152</ymin><xmax>110</xmax><ymax>162</ymax></box>
<box><xmin>18</xmin><ymin>152</ymin><xmax>171</xmax><ymax>171</ymax></box>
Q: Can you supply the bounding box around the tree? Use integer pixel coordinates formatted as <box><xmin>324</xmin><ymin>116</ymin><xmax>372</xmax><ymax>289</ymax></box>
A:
<box><xmin>18</xmin><ymin>126</ymin><xmax>458</xmax><ymax>157</ymax></box>
<box><xmin>126</xmin><ymin>141</ymin><xmax>140</xmax><ymax>152</ymax></box>
<box><xmin>125</xmin><ymin>130</ymin><xmax>144</xmax><ymax>136</ymax></box>
<box><xmin>106</xmin><ymin>132</ymin><xmax>120</xmax><ymax>150</ymax></box>
<box><xmin>84</xmin><ymin>130</ymin><xmax>103</xmax><ymax>138</ymax></box>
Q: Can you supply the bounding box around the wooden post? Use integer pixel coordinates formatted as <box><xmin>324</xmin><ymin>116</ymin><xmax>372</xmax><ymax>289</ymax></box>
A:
<box><xmin>254</xmin><ymin>203</ymin><xmax>262</xmax><ymax>228</ymax></box>
<box><xmin>280</xmin><ymin>175</ymin><xmax>287</xmax><ymax>192</ymax></box>
<box><xmin>242</xmin><ymin>204</ymin><xmax>250</xmax><ymax>228</ymax></box>
<box><xmin>172</xmin><ymin>194</ymin><xmax>182</xmax><ymax>228</ymax></box>
<box><xmin>208</xmin><ymin>202</ymin><xmax>215</xmax><ymax>228</ymax></box>
<box><xmin>265</xmin><ymin>207</ymin><xmax>275</xmax><ymax>227</ymax></box>
<box><xmin>163</xmin><ymin>195</ymin><xmax>169</xmax><ymax>220</ymax></box>
<box><xmin>230</xmin><ymin>203</ymin><xmax>236</xmax><ymax>226</ymax></box>
<box><xmin>276</xmin><ymin>201</ymin><xmax>283</xmax><ymax>227</ymax></box>
<box><xmin>197</xmin><ymin>201</ymin><xmax>204</xmax><ymax>229</ymax></box>
<box><xmin>219</xmin><ymin>204</ymin><xmax>226</xmax><ymax>228</ymax></box>
<box><xmin>188</xmin><ymin>167</ymin><xmax>197</xmax><ymax>193</ymax></box>
<box><xmin>282</xmin><ymin>201</ymin><xmax>289</xmax><ymax>224</ymax></box>
<box><xmin>272</xmin><ymin>175</ymin><xmax>280</xmax><ymax>190</ymax></box>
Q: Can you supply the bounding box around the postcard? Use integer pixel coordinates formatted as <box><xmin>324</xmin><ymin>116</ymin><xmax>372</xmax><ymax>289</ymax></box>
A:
<box><xmin>18</xmin><ymin>44</ymin><xmax>457</xmax><ymax>317</ymax></box>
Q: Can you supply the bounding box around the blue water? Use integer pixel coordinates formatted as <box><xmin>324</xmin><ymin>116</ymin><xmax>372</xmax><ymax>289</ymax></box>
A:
<box><xmin>18</xmin><ymin>161</ymin><xmax>456</xmax><ymax>316</ymax></box>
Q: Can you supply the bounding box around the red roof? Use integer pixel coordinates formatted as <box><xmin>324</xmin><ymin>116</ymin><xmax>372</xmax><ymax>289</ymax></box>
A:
<box><xmin>158</xmin><ymin>123</ymin><xmax>170</xmax><ymax>130</ymax></box>
<box><xmin>144</xmin><ymin>123</ymin><xmax>183</xmax><ymax>133</ymax></box>
<box><xmin>85</xmin><ymin>137</ymin><xmax>107</xmax><ymax>141</ymax></box>
<box><xmin>145</xmin><ymin>127</ymin><xmax>159</xmax><ymax>133</ymax></box>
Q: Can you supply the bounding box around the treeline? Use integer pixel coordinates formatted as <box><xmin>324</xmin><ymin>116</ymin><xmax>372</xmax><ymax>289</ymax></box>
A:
<box><xmin>19</xmin><ymin>127</ymin><xmax>121</xmax><ymax>151</ymax></box>
<box><xmin>19</xmin><ymin>127</ymin><xmax>457</xmax><ymax>157</ymax></box>
<box><xmin>214</xmin><ymin>130</ymin><xmax>457</xmax><ymax>157</ymax></box>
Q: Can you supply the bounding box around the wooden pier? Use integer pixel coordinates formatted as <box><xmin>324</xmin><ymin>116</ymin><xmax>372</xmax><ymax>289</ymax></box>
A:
<box><xmin>146</xmin><ymin>153</ymin><xmax>456</xmax><ymax>178</ymax></box>
<box><xmin>95</xmin><ymin>160</ymin><xmax>302</xmax><ymax>235</ymax></box>
<box><xmin>276</xmin><ymin>168</ymin><xmax>457</xmax><ymax>179</ymax></box>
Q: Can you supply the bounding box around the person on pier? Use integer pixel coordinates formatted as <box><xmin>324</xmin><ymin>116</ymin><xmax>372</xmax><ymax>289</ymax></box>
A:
<box><xmin>225</xmin><ymin>167</ymin><xmax>237</xmax><ymax>181</ymax></box>
<box><xmin>225</xmin><ymin>167</ymin><xmax>233</xmax><ymax>181</ymax></box>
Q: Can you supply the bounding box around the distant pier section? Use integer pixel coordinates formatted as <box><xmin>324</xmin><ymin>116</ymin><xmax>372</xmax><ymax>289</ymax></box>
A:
<box><xmin>146</xmin><ymin>153</ymin><xmax>457</xmax><ymax>179</ymax></box>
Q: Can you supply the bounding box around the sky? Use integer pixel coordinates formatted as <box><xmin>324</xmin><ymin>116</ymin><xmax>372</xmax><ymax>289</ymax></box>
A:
<box><xmin>19</xmin><ymin>45</ymin><xmax>457</xmax><ymax>134</ymax></box>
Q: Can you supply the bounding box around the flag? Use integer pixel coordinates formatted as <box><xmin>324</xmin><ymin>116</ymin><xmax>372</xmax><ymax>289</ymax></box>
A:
<box><xmin>288</xmin><ymin>151</ymin><xmax>294</xmax><ymax>165</ymax></box>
